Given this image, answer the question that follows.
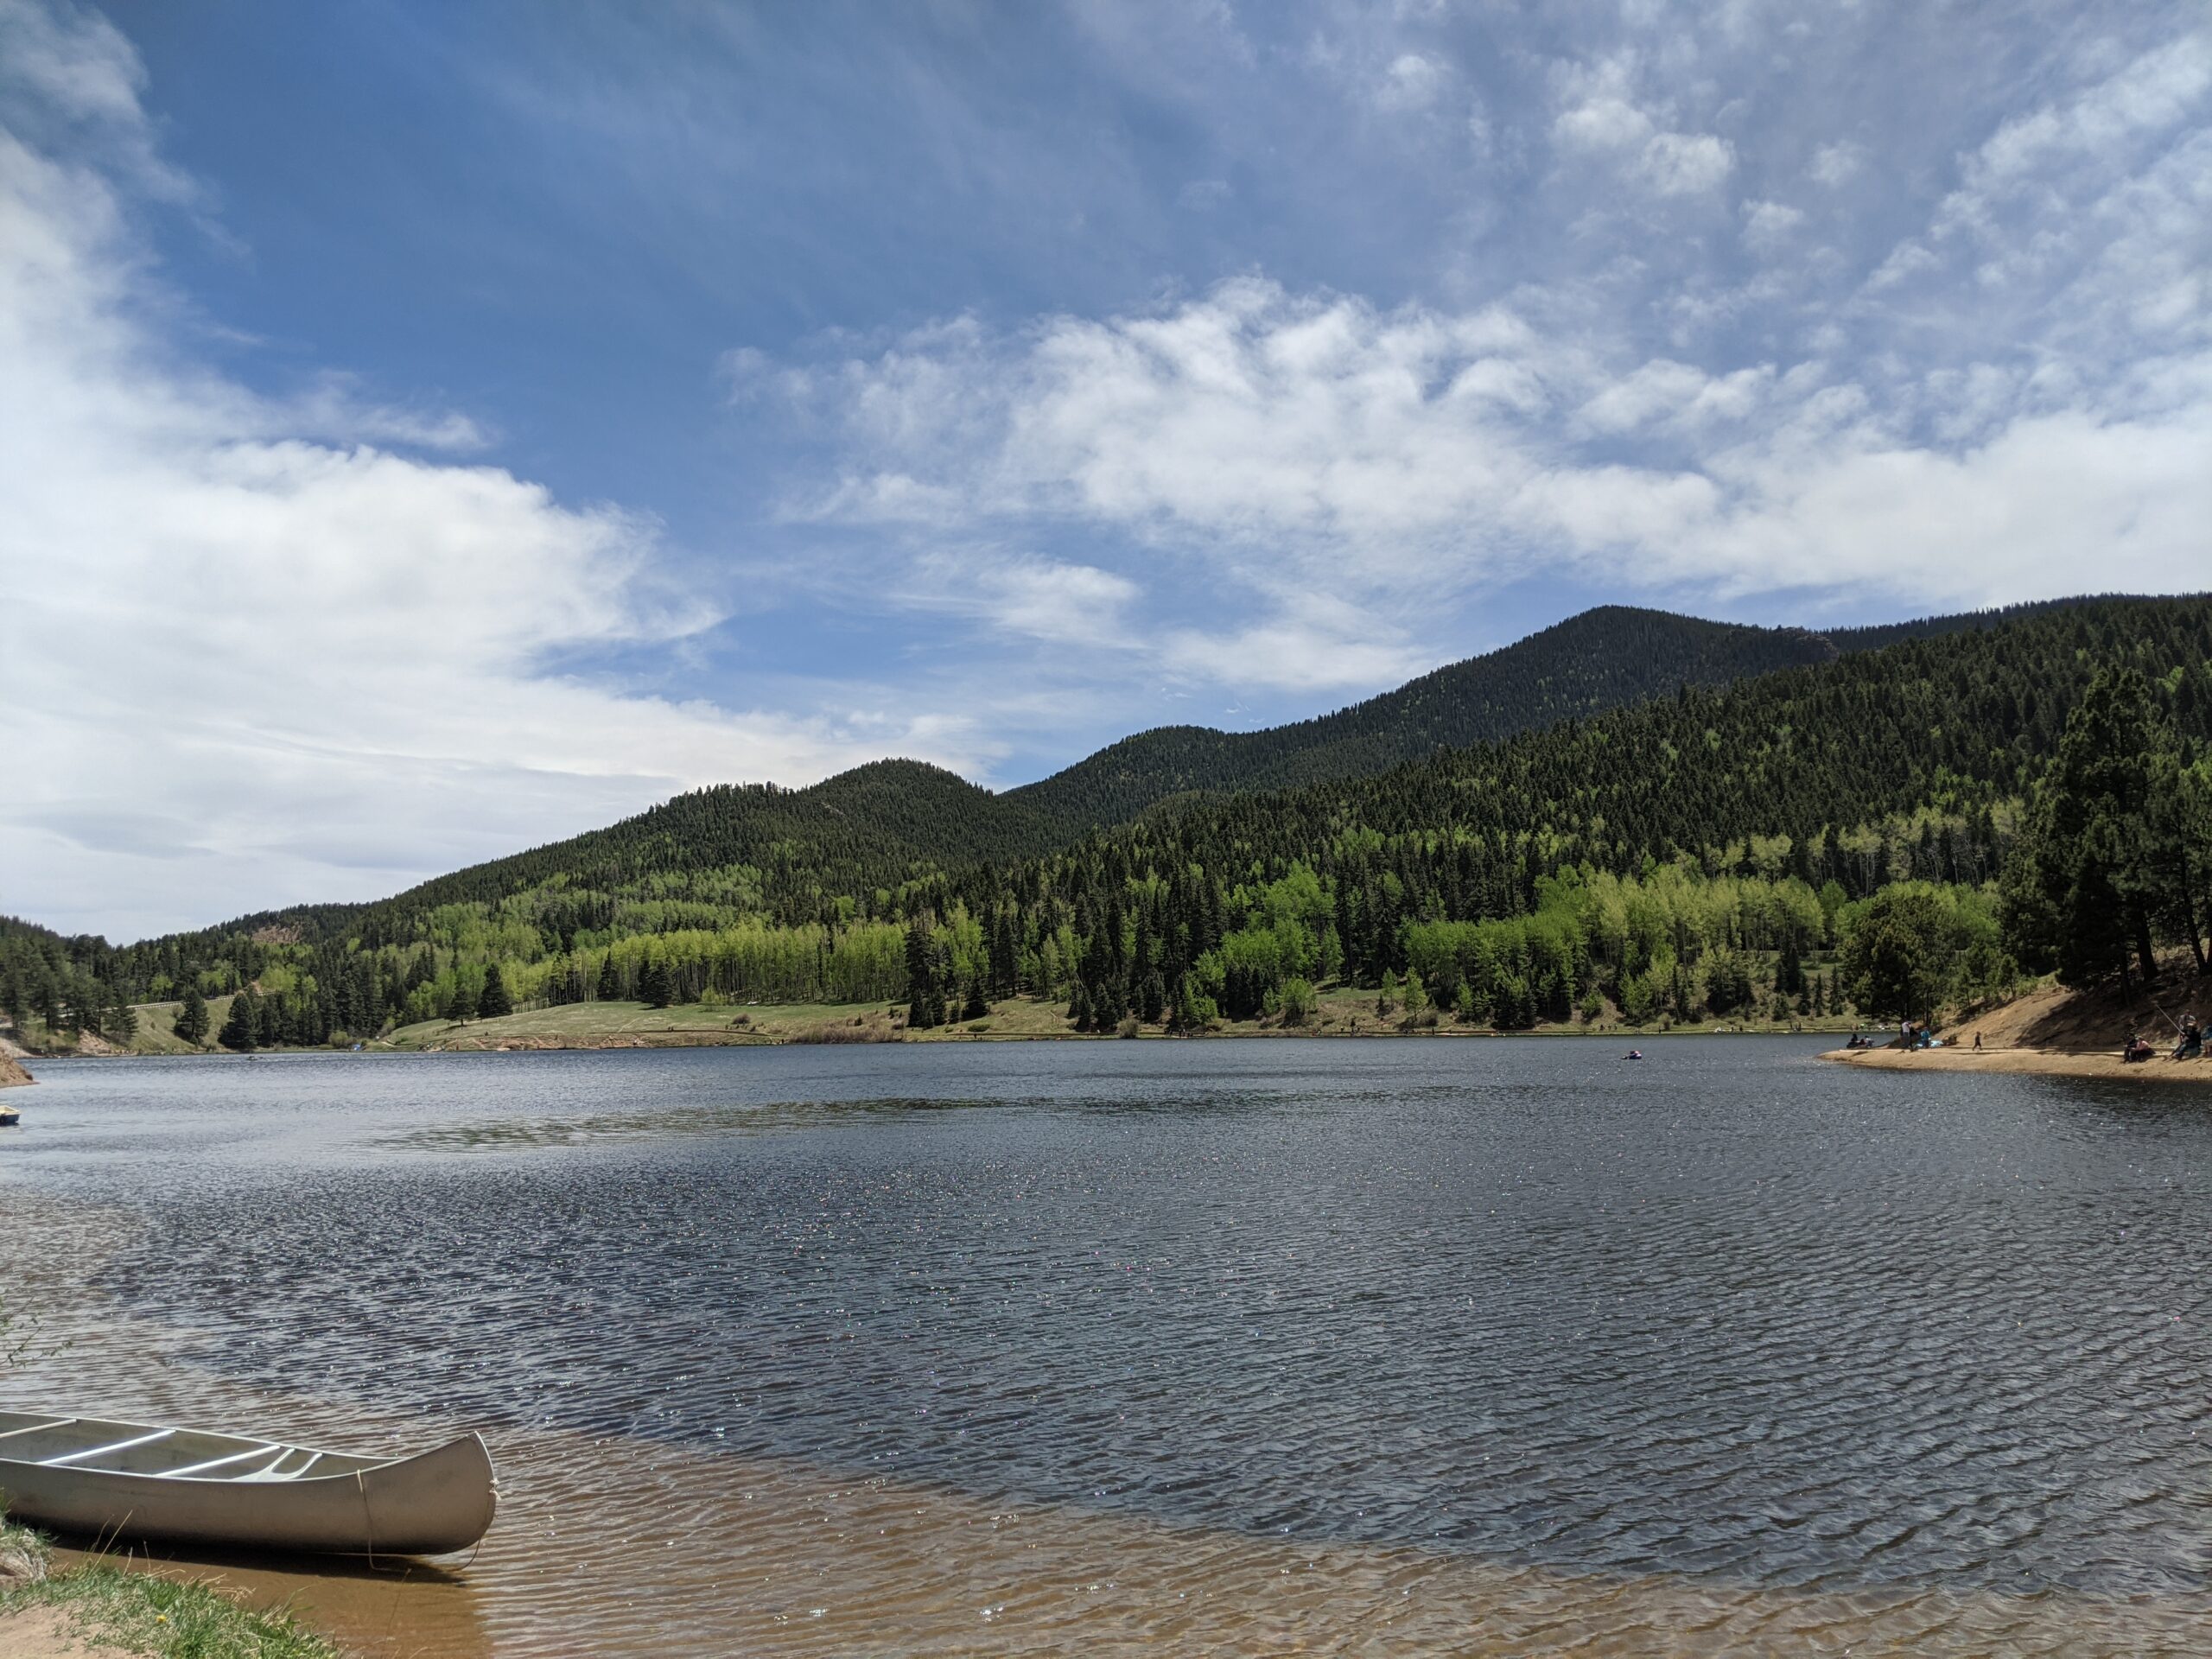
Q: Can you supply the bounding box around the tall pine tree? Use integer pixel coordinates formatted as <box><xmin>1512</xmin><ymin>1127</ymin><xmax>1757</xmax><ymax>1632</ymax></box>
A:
<box><xmin>173</xmin><ymin>982</ymin><xmax>210</xmax><ymax>1046</ymax></box>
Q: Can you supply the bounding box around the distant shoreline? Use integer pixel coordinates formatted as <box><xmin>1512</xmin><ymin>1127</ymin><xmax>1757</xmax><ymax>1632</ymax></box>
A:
<box><xmin>11</xmin><ymin>995</ymin><xmax>1873</xmax><ymax>1061</ymax></box>
<box><xmin>1821</xmin><ymin>1045</ymin><xmax>2212</xmax><ymax>1083</ymax></box>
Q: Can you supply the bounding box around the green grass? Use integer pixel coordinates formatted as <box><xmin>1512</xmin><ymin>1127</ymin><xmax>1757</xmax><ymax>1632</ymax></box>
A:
<box><xmin>1</xmin><ymin>1513</ymin><xmax>339</xmax><ymax>1657</ymax></box>
<box><xmin>380</xmin><ymin>988</ymin><xmax>1882</xmax><ymax>1050</ymax></box>
<box><xmin>100</xmin><ymin>982</ymin><xmax>1874</xmax><ymax>1060</ymax></box>
<box><xmin>118</xmin><ymin>999</ymin><xmax>239</xmax><ymax>1056</ymax></box>
<box><xmin>0</xmin><ymin>1522</ymin><xmax>336</xmax><ymax>1659</ymax></box>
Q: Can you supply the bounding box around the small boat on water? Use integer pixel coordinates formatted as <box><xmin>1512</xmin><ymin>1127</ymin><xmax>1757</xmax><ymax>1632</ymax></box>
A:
<box><xmin>0</xmin><ymin>1106</ymin><xmax>18</xmax><ymax>1127</ymax></box>
<box><xmin>0</xmin><ymin>1409</ymin><xmax>495</xmax><ymax>1556</ymax></box>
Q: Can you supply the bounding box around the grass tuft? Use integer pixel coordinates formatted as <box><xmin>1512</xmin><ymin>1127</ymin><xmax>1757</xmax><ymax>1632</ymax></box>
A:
<box><xmin>1</xmin><ymin>1511</ymin><xmax>340</xmax><ymax>1658</ymax></box>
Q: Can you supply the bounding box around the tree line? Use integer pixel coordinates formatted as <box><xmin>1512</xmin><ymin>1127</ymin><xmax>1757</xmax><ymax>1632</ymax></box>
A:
<box><xmin>3</xmin><ymin>596</ymin><xmax>2205</xmax><ymax>1049</ymax></box>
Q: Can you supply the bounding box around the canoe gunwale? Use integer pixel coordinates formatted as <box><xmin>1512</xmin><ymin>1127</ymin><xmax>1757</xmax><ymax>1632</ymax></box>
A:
<box><xmin>0</xmin><ymin>1415</ymin><xmax>495</xmax><ymax>1556</ymax></box>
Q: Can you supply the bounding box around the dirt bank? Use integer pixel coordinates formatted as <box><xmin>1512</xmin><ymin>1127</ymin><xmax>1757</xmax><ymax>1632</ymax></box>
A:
<box><xmin>1823</xmin><ymin>975</ymin><xmax>2212</xmax><ymax>1084</ymax></box>
<box><xmin>0</xmin><ymin>1605</ymin><xmax>104</xmax><ymax>1656</ymax></box>
<box><xmin>1826</xmin><ymin>1044</ymin><xmax>2210</xmax><ymax>1082</ymax></box>
<box><xmin>1</xmin><ymin>1053</ymin><xmax>33</xmax><ymax>1088</ymax></box>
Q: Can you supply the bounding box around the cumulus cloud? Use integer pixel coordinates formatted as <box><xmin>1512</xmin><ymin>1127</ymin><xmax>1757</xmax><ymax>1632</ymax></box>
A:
<box><xmin>788</xmin><ymin>239</ymin><xmax>2208</xmax><ymax>639</ymax></box>
<box><xmin>743</xmin><ymin>16</ymin><xmax>2210</xmax><ymax>687</ymax></box>
<box><xmin>0</xmin><ymin>20</ymin><xmax>982</xmax><ymax>938</ymax></box>
<box><xmin>1741</xmin><ymin>199</ymin><xmax>1805</xmax><ymax>255</ymax></box>
<box><xmin>1551</xmin><ymin>54</ymin><xmax>1734</xmax><ymax>195</ymax></box>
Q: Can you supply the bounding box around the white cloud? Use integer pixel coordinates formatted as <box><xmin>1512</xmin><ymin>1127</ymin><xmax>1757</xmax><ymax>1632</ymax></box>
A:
<box><xmin>1550</xmin><ymin>55</ymin><xmax>1734</xmax><ymax>195</ymax></box>
<box><xmin>1741</xmin><ymin>198</ymin><xmax>1805</xmax><ymax>254</ymax></box>
<box><xmin>0</xmin><ymin>0</ymin><xmax>184</xmax><ymax>197</ymax></box>
<box><xmin>277</xmin><ymin>372</ymin><xmax>494</xmax><ymax>453</ymax></box>
<box><xmin>1807</xmin><ymin>140</ymin><xmax>1865</xmax><ymax>188</ymax></box>
<box><xmin>1574</xmin><ymin>359</ymin><xmax>1774</xmax><ymax>435</ymax></box>
<box><xmin>0</xmin><ymin>36</ymin><xmax>982</xmax><ymax>938</ymax></box>
<box><xmin>1553</xmin><ymin>91</ymin><xmax>1654</xmax><ymax>154</ymax></box>
<box><xmin>1160</xmin><ymin>615</ymin><xmax>1427</xmax><ymax>694</ymax></box>
<box><xmin>1638</xmin><ymin>130</ymin><xmax>1734</xmax><ymax>195</ymax></box>
<box><xmin>1374</xmin><ymin>52</ymin><xmax>1446</xmax><ymax>113</ymax></box>
<box><xmin>906</xmin><ymin>551</ymin><xmax>1141</xmax><ymax>647</ymax></box>
<box><xmin>791</xmin><ymin>246</ymin><xmax>2211</xmax><ymax>642</ymax></box>
<box><xmin>1970</xmin><ymin>33</ymin><xmax>2210</xmax><ymax>188</ymax></box>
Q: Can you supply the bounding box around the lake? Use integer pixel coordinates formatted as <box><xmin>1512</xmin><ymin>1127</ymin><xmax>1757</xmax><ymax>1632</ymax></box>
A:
<box><xmin>5</xmin><ymin>1038</ymin><xmax>2212</xmax><ymax>1655</ymax></box>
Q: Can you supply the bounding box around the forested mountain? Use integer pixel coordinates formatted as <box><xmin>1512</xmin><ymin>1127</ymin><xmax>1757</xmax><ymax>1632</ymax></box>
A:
<box><xmin>1004</xmin><ymin>596</ymin><xmax>2161</xmax><ymax>832</ymax></box>
<box><xmin>6</xmin><ymin>594</ymin><xmax>2206</xmax><ymax>1049</ymax></box>
<box><xmin>344</xmin><ymin>758</ymin><xmax>1058</xmax><ymax>942</ymax></box>
<box><xmin>1007</xmin><ymin>607</ymin><xmax>1840</xmax><ymax>830</ymax></box>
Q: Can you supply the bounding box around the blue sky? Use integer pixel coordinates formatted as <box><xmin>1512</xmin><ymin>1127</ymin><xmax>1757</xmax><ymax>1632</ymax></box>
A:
<box><xmin>3</xmin><ymin>1</ymin><xmax>2208</xmax><ymax>938</ymax></box>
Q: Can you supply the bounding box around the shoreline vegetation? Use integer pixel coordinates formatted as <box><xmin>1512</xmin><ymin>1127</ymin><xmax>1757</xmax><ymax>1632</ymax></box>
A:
<box><xmin>0</xmin><ymin>1510</ymin><xmax>340</xmax><ymax>1659</ymax></box>
<box><xmin>26</xmin><ymin>987</ymin><xmax>1885</xmax><ymax>1058</ymax></box>
<box><xmin>6</xmin><ymin>601</ymin><xmax>2209</xmax><ymax>1088</ymax></box>
<box><xmin>16</xmin><ymin>966</ymin><xmax>2207</xmax><ymax>1087</ymax></box>
<box><xmin>8</xmin><ymin>969</ymin><xmax>2198</xmax><ymax>1082</ymax></box>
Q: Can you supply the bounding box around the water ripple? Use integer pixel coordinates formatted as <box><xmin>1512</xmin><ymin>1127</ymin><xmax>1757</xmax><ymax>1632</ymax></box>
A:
<box><xmin>9</xmin><ymin>1039</ymin><xmax>2212</xmax><ymax>1653</ymax></box>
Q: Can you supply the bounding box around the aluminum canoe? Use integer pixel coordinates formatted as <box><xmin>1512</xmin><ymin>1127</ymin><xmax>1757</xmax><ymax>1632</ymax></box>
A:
<box><xmin>0</xmin><ymin>1409</ymin><xmax>495</xmax><ymax>1556</ymax></box>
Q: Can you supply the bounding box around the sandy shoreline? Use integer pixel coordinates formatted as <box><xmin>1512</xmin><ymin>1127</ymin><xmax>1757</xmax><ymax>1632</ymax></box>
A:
<box><xmin>1822</xmin><ymin>1045</ymin><xmax>2212</xmax><ymax>1083</ymax></box>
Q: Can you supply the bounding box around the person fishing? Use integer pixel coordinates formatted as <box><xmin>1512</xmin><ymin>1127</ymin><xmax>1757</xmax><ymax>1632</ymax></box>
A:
<box><xmin>2176</xmin><ymin>1014</ymin><xmax>2203</xmax><ymax>1060</ymax></box>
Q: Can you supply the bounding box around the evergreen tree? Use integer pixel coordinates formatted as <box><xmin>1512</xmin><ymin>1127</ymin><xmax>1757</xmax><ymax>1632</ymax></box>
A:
<box><xmin>1137</xmin><ymin>970</ymin><xmax>1166</xmax><ymax>1024</ymax></box>
<box><xmin>1776</xmin><ymin>935</ymin><xmax>1804</xmax><ymax>995</ymax></box>
<box><xmin>479</xmin><ymin>963</ymin><xmax>514</xmax><ymax>1020</ymax></box>
<box><xmin>596</xmin><ymin>954</ymin><xmax>621</xmax><ymax>1001</ymax></box>
<box><xmin>904</xmin><ymin>922</ymin><xmax>940</xmax><ymax>1029</ymax></box>
<box><xmin>446</xmin><ymin>980</ymin><xmax>478</xmax><ymax>1023</ymax></box>
<box><xmin>638</xmin><ymin>957</ymin><xmax>672</xmax><ymax>1009</ymax></box>
<box><xmin>217</xmin><ymin>992</ymin><xmax>257</xmax><ymax>1052</ymax></box>
<box><xmin>173</xmin><ymin>982</ymin><xmax>210</xmax><ymax>1046</ymax></box>
<box><xmin>1704</xmin><ymin>950</ymin><xmax>1753</xmax><ymax>1014</ymax></box>
<box><xmin>2008</xmin><ymin>666</ymin><xmax>2188</xmax><ymax>988</ymax></box>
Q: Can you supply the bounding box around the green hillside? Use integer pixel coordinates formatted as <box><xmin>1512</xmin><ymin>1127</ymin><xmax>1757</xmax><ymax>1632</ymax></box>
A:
<box><xmin>1008</xmin><ymin>607</ymin><xmax>1838</xmax><ymax>830</ymax></box>
<box><xmin>6</xmin><ymin>594</ymin><xmax>2207</xmax><ymax>1051</ymax></box>
<box><xmin>1003</xmin><ymin>597</ymin><xmax>2145</xmax><ymax>833</ymax></box>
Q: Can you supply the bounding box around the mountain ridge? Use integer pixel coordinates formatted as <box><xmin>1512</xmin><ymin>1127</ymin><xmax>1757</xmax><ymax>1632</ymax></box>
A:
<box><xmin>8</xmin><ymin>594</ymin><xmax>2181</xmax><ymax>955</ymax></box>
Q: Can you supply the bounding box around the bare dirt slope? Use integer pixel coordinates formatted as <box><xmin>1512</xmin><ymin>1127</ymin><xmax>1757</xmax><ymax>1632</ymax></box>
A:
<box><xmin>1827</xmin><ymin>963</ymin><xmax>2212</xmax><ymax>1083</ymax></box>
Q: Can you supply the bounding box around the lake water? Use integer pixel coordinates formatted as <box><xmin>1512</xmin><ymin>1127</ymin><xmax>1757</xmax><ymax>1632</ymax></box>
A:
<box><xmin>6</xmin><ymin>1038</ymin><xmax>2212</xmax><ymax>1655</ymax></box>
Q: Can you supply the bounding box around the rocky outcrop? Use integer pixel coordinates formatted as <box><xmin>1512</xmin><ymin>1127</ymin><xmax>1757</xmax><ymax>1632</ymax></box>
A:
<box><xmin>0</xmin><ymin>1054</ymin><xmax>33</xmax><ymax>1088</ymax></box>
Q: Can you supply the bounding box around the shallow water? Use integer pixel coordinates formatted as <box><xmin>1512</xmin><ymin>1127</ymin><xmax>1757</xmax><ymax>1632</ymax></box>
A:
<box><xmin>6</xmin><ymin>1039</ymin><xmax>2212</xmax><ymax>1654</ymax></box>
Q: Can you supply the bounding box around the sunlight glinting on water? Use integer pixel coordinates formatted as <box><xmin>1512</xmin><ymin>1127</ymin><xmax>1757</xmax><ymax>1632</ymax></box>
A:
<box><xmin>10</xmin><ymin>1041</ymin><xmax>2212</xmax><ymax>1655</ymax></box>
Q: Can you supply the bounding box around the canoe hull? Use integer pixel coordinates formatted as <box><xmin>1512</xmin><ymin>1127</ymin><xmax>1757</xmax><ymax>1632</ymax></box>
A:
<box><xmin>0</xmin><ymin>1433</ymin><xmax>495</xmax><ymax>1556</ymax></box>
